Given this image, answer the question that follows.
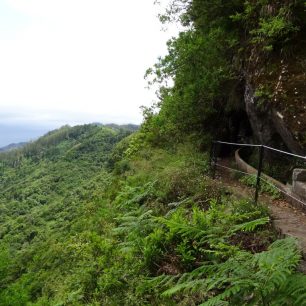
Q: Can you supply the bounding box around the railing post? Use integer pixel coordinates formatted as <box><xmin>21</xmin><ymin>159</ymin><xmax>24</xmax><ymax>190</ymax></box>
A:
<box><xmin>255</xmin><ymin>145</ymin><xmax>264</xmax><ymax>203</ymax></box>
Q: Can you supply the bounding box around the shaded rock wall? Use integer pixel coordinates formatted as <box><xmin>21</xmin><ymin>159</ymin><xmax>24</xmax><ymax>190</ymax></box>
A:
<box><xmin>244</xmin><ymin>80</ymin><xmax>305</xmax><ymax>154</ymax></box>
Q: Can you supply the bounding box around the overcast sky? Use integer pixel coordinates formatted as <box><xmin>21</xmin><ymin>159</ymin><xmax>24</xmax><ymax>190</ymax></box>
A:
<box><xmin>0</xmin><ymin>0</ymin><xmax>178</xmax><ymax>129</ymax></box>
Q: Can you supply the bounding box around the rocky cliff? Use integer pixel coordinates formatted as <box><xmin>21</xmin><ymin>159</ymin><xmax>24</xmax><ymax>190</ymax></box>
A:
<box><xmin>239</xmin><ymin>1</ymin><xmax>306</xmax><ymax>154</ymax></box>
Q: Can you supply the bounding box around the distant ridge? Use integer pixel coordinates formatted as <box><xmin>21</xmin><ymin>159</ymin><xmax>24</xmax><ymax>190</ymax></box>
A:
<box><xmin>103</xmin><ymin>123</ymin><xmax>139</xmax><ymax>131</ymax></box>
<box><xmin>0</xmin><ymin>142</ymin><xmax>27</xmax><ymax>152</ymax></box>
<box><xmin>0</xmin><ymin>123</ymin><xmax>139</xmax><ymax>153</ymax></box>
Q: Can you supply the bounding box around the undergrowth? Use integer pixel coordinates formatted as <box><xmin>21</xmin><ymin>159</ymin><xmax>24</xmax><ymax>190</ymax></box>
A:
<box><xmin>239</xmin><ymin>174</ymin><xmax>281</xmax><ymax>199</ymax></box>
<box><xmin>103</xmin><ymin>143</ymin><xmax>306</xmax><ymax>305</ymax></box>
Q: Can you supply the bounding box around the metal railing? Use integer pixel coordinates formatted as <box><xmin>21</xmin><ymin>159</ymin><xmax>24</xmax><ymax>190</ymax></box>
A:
<box><xmin>210</xmin><ymin>140</ymin><xmax>306</xmax><ymax>207</ymax></box>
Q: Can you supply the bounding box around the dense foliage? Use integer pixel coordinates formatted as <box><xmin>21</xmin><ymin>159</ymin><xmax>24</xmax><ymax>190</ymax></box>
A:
<box><xmin>0</xmin><ymin>124</ymin><xmax>132</xmax><ymax>304</ymax></box>
<box><xmin>144</xmin><ymin>0</ymin><xmax>306</xmax><ymax>144</ymax></box>
<box><xmin>1</xmin><ymin>0</ymin><xmax>306</xmax><ymax>304</ymax></box>
<box><xmin>1</xmin><ymin>124</ymin><xmax>306</xmax><ymax>305</ymax></box>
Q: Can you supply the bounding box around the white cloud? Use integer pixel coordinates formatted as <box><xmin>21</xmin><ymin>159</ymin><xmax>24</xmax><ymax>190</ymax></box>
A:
<box><xmin>0</xmin><ymin>0</ymin><xmax>178</xmax><ymax>125</ymax></box>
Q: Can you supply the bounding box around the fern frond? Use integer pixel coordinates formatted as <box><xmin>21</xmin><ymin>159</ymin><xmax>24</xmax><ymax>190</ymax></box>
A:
<box><xmin>200</xmin><ymin>282</ymin><xmax>245</xmax><ymax>305</ymax></box>
<box><xmin>199</xmin><ymin>298</ymin><xmax>229</xmax><ymax>306</ymax></box>
<box><xmin>231</xmin><ymin>217</ymin><xmax>270</xmax><ymax>233</ymax></box>
<box><xmin>270</xmin><ymin>273</ymin><xmax>306</xmax><ymax>306</ymax></box>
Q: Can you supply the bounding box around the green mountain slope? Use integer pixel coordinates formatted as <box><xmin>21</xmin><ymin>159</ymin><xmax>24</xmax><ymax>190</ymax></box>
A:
<box><xmin>0</xmin><ymin>124</ymin><xmax>132</xmax><ymax>305</ymax></box>
<box><xmin>1</xmin><ymin>124</ymin><xmax>306</xmax><ymax>305</ymax></box>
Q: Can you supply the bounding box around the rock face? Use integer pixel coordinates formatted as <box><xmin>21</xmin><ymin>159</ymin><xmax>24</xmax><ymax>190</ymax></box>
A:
<box><xmin>241</xmin><ymin>8</ymin><xmax>306</xmax><ymax>155</ymax></box>
<box><xmin>292</xmin><ymin>169</ymin><xmax>306</xmax><ymax>201</ymax></box>
<box><xmin>243</xmin><ymin>79</ymin><xmax>305</xmax><ymax>154</ymax></box>
<box><xmin>271</xmin><ymin>109</ymin><xmax>304</xmax><ymax>155</ymax></box>
<box><xmin>293</xmin><ymin>169</ymin><xmax>306</xmax><ymax>182</ymax></box>
<box><xmin>244</xmin><ymin>81</ymin><xmax>277</xmax><ymax>145</ymax></box>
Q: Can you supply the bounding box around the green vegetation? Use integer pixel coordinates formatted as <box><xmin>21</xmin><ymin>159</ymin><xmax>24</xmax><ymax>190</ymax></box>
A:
<box><xmin>239</xmin><ymin>174</ymin><xmax>281</xmax><ymax>199</ymax></box>
<box><xmin>145</xmin><ymin>0</ymin><xmax>306</xmax><ymax>142</ymax></box>
<box><xmin>1</xmin><ymin>124</ymin><xmax>306</xmax><ymax>305</ymax></box>
<box><xmin>254</xmin><ymin>85</ymin><xmax>274</xmax><ymax>109</ymax></box>
<box><xmin>1</xmin><ymin>0</ymin><xmax>306</xmax><ymax>304</ymax></box>
<box><xmin>0</xmin><ymin>124</ymin><xmax>132</xmax><ymax>305</ymax></box>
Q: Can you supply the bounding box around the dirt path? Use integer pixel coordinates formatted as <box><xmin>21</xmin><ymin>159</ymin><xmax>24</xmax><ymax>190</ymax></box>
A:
<box><xmin>215</xmin><ymin>160</ymin><xmax>306</xmax><ymax>271</ymax></box>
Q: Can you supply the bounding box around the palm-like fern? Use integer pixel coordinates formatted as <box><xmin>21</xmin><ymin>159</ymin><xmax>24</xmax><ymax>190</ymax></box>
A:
<box><xmin>146</xmin><ymin>238</ymin><xmax>305</xmax><ymax>305</ymax></box>
<box><xmin>113</xmin><ymin>186</ymin><xmax>306</xmax><ymax>305</ymax></box>
<box><xmin>138</xmin><ymin>198</ymin><xmax>306</xmax><ymax>305</ymax></box>
<box><xmin>113</xmin><ymin>208</ymin><xmax>156</xmax><ymax>254</ymax></box>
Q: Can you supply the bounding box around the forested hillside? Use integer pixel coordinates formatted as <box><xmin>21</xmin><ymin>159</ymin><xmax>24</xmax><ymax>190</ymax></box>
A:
<box><xmin>1</xmin><ymin>125</ymin><xmax>306</xmax><ymax>305</ymax></box>
<box><xmin>0</xmin><ymin>124</ymin><xmax>134</xmax><ymax>304</ymax></box>
<box><xmin>1</xmin><ymin>0</ymin><xmax>306</xmax><ymax>305</ymax></box>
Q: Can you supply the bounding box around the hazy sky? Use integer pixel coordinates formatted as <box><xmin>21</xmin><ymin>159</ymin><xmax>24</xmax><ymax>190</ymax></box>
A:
<box><xmin>0</xmin><ymin>0</ymin><xmax>178</xmax><ymax>128</ymax></box>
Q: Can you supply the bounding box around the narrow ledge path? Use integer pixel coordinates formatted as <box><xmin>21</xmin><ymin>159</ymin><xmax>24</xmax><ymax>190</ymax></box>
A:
<box><xmin>215</xmin><ymin>160</ymin><xmax>306</xmax><ymax>273</ymax></box>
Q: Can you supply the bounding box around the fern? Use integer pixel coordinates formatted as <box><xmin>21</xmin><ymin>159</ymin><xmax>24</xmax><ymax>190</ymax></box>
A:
<box><xmin>114</xmin><ymin>210</ymin><xmax>154</xmax><ymax>236</ymax></box>
<box><xmin>113</xmin><ymin>208</ymin><xmax>157</xmax><ymax>256</ymax></box>
<box><xmin>200</xmin><ymin>299</ymin><xmax>228</xmax><ymax>306</ymax></box>
<box><xmin>114</xmin><ymin>181</ymin><xmax>156</xmax><ymax>209</ymax></box>
<box><xmin>133</xmin><ymin>197</ymin><xmax>305</xmax><ymax>305</ymax></box>
<box><xmin>230</xmin><ymin>216</ymin><xmax>270</xmax><ymax>233</ymax></box>
<box><xmin>144</xmin><ymin>237</ymin><xmax>305</xmax><ymax>305</ymax></box>
<box><xmin>285</xmin><ymin>274</ymin><xmax>306</xmax><ymax>306</ymax></box>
